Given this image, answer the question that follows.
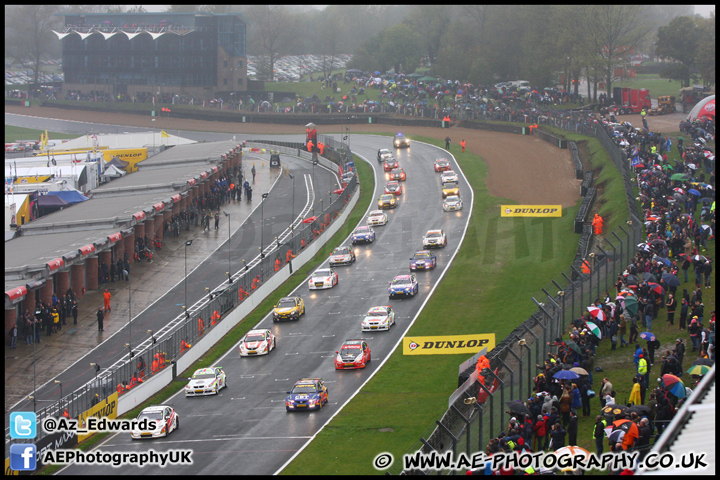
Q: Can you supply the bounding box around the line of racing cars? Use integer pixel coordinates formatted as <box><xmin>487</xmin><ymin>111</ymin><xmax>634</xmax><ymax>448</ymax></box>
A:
<box><xmin>131</xmin><ymin>135</ymin><xmax>465</xmax><ymax>430</ymax></box>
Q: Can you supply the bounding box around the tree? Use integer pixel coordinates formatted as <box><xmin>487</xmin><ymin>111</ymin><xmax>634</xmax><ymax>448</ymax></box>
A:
<box><xmin>694</xmin><ymin>14</ymin><xmax>715</xmax><ymax>86</ymax></box>
<box><xmin>582</xmin><ymin>5</ymin><xmax>650</xmax><ymax>96</ymax></box>
<box><xmin>379</xmin><ymin>23</ymin><xmax>421</xmax><ymax>74</ymax></box>
<box><xmin>655</xmin><ymin>16</ymin><xmax>700</xmax><ymax>87</ymax></box>
<box><xmin>406</xmin><ymin>6</ymin><xmax>452</xmax><ymax>65</ymax></box>
<box><xmin>246</xmin><ymin>5</ymin><xmax>293</xmax><ymax>81</ymax></box>
<box><xmin>5</xmin><ymin>5</ymin><xmax>63</xmax><ymax>90</ymax></box>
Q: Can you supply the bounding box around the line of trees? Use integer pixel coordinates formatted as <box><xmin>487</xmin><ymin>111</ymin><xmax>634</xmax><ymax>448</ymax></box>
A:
<box><xmin>4</xmin><ymin>5</ymin><xmax>714</xmax><ymax>95</ymax></box>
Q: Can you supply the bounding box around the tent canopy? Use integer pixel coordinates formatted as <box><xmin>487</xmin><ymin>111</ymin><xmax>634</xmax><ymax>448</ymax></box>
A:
<box><xmin>687</xmin><ymin>95</ymin><xmax>715</xmax><ymax>121</ymax></box>
<box><xmin>45</xmin><ymin>190</ymin><xmax>88</xmax><ymax>204</ymax></box>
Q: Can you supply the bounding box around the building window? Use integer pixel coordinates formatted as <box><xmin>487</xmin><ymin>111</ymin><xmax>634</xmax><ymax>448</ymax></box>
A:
<box><xmin>237</xmin><ymin>78</ymin><xmax>243</xmax><ymax>86</ymax></box>
<box><xmin>223</xmin><ymin>60</ymin><xmax>228</xmax><ymax>68</ymax></box>
<box><xmin>237</xmin><ymin>60</ymin><xmax>243</xmax><ymax>68</ymax></box>
<box><xmin>223</xmin><ymin>78</ymin><xmax>228</xmax><ymax>85</ymax></box>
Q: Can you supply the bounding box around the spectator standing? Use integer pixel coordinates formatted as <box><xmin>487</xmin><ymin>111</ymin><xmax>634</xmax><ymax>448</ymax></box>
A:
<box><xmin>666</xmin><ymin>293</ymin><xmax>677</xmax><ymax>325</ymax></box>
<box><xmin>704</xmin><ymin>259</ymin><xmax>712</xmax><ymax>288</ymax></box>
<box><xmin>9</xmin><ymin>323</ymin><xmax>17</xmax><ymax>349</ymax></box>
<box><xmin>445</xmin><ymin>136</ymin><xmax>451</xmax><ymax>149</ymax></box>
<box><xmin>594</xmin><ymin>415</ymin><xmax>607</xmax><ymax>455</ymax></box>
<box><xmin>97</xmin><ymin>308</ymin><xmax>104</xmax><ymax>332</ymax></box>
<box><xmin>600</xmin><ymin>377</ymin><xmax>613</xmax><ymax>408</ymax></box>
<box><xmin>549</xmin><ymin>422</ymin><xmax>566</xmax><ymax>450</ymax></box>
<box><xmin>567</xmin><ymin>411</ymin><xmax>578</xmax><ymax>446</ymax></box>
<box><xmin>629</xmin><ymin>377</ymin><xmax>642</xmax><ymax>405</ymax></box>
<box><xmin>72</xmin><ymin>300</ymin><xmax>78</xmax><ymax>325</ymax></box>
<box><xmin>618</xmin><ymin>314</ymin><xmax>629</xmax><ymax>347</ymax></box>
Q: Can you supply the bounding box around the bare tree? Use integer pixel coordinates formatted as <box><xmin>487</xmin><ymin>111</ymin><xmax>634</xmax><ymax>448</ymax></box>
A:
<box><xmin>5</xmin><ymin>5</ymin><xmax>63</xmax><ymax>91</ymax></box>
<box><xmin>247</xmin><ymin>5</ymin><xmax>292</xmax><ymax>82</ymax></box>
<box><xmin>583</xmin><ymin>5</ymin><xmax>650</xmax><ymax>96</ymax></box>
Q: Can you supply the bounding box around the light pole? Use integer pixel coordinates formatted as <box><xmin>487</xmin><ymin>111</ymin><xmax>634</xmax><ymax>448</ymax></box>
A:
<box><xmin>128</xmin><ymin>273</ymin><xmax>133</xmax><ymax>359</ymax></box>
<box><xmin>311</xmin><ymin>160</ymin><xmax>318</xmax><ymax>215</ymax></box>
<box><xmin>223</xmin><ymin>211</ymin><xmax>231</xmax><ymax>283</ymax></box>
<box><xmin>54</xmin><ymin>380</ymin><xmax>62</xmax><ymax>410</ymax></box>
<box><xmin>184</xmin><ymin>240</ymin><xmax>193</xmax><ymax>318</ymax></box>
<box><xmin>260</xmin><ymin>193</ymin><xmax>269</xmax><ymax>258</ymax></box>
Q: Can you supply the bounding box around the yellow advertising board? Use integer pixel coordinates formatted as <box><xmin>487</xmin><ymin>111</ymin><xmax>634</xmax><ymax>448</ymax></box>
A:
<box><xmin>103</xmin><ymin>148</ymin><xmax>148</xmax><ymax>173</ymax></box>
<box><xmin>403</xmin><ymin>334</ymin><xmax>496</xmax><ymax>355</ymax></box>
<box><xmin>14</xmin><ymin>176</ymin><xmax>53</xmax><ymax>184</ymax></box>
<box><xmin>501</xmin><ymin>205</ymin><xmax>562</xmax><ymax>217</ymax></box>
<box><xmin>77</xmin><ymin>392</ymin><xmax>119</xmax><ymax>443</ymax></box>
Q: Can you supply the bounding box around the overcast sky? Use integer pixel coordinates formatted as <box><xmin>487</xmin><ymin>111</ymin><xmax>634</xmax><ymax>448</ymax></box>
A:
<box><xmin>141</xmin><ymin>5</ymin><xmax>715</xmax><ymax>17</ymax></box>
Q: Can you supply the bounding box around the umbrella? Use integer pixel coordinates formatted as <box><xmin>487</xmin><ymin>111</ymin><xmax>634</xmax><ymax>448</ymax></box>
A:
<box><xmin>688</xmin><ymin>188</ymin><xmax>701</xmax><ymax>196</ymax></box>
<box><xmin>661</xmin><ymin>374</ymin><xmax>686</xmax><ymax>398</ymax></box>
<box><xmin>587</xmin><ymin>306</ymin><xmax>606</xmax><ymax>322</ymax></box>
<box><xmin>623</xmin><ymin>295</ymin><xmax>639</xmax><ymax>317</ymax></box>
<box><xmin>647</xmin><ymin>282</ymin><xmax>665</xmax><ymax>295</ymax></box>
<box><xmin>694</xmin><ymin>255</ymin><xmax>708</xmax><ymax>263</ymax></box>
<box><xmin>687</xmin><ymin>163</ymin><xmax>698</xmax><ymax>170</ymax></box>
<box><xmin>653</xmin><ymin>256</ymin><xmax>671</xmax><ymax>267</ymax></box>
<box><xmin>564</xmin><ymin>341</ymin><xmax>582</xmax><ymax>355</ymax></box>
<box><xmin>671</xmin><ymin>173</ymin><xmax>689</xmax><ymax>181</ymax></box>
<box><xmin>637</xmin><ymin>243</ymin><xmax>651</xmax><ymax>252</ymax></box>
<box><xmin>505</xmin><ymin>400</ymin><xmax>532</xmax><ymax>417</ymax></box>
<box><xmin>301</xmin><ymin>216</ymin><xmax>318</xmax><ymax>224</ymax></box>
<box><xmin>625</xmin><ymin>274</ymin><xmax>639</xmax><ymax>285</ymax></box>
<box><xmin>585</xmin><ymin>321</ymin><xmax>602</xmax><ymax>339</ymax></box>
<box><xmin>553</xmin><ymin>370</ymin><xmax>580</xmax><ymax>380</ymax></box>
<box><xmin>570</xmin><ymin>367</ymin><xmax>589</xmax><ymax>376</ymax></box>
<box><xmin>641</xmin><ymin>272</ymin><xmax>657</xmax><ymax>282</ymax></box>
<box><xmin>701</xmin><ymin>224</ymin><xmax>713</xmax><ymax>235</ymax></box>
<box><xmin>673</xmin><ymin>193</ymin><xmax>687</xmax><ymax>201</ymax></box>
<box><xmin>673</xmin><ymin>187</ymin><xmax>686</xmax><ymax>194</ymax></box>
<box><xmin>612</xmin><ymin>418</ymin><xmax>639</xmax><ymax>437</ymax></box>
<box><xmin>608</xmin><ymin>429</ymin><xmax>626</xmax><ymax>444</ymax></box>
<box><xmin>639</xmin><ymin>331</ymin><xmax>656</xmax><ymax>342</ymax></box>
<box><xmin>701</xmin><ymin>197</ymin><xmax>712</xmax><ymax>205</ymax></box>
<box><xmin>627</xmin><ymin>404</ymin><xmax>650</xmax><ymax>415</ymax></box>
<box><xmin>691</xmin><ymin>358</ymin><xmax>713</xmax><ymax>367</ymax></box>
<box><xmin>686</xmin><ymin>364</ymin><xmax>711</xmax><ymax>376</ymax></box>
<box><xmin>601</xmin><ymin>404</ymin><xmax>628</xmax><ymax>417</ymax></box>
<box><xmin>554</xmin><ymin>446</ymin><xmax>590</xmax><ymax>472</ymax></box>
<box><xmin>661</xmin><ymin>273</ymin><xmax>680</xmax><ymax>288</ymax></box>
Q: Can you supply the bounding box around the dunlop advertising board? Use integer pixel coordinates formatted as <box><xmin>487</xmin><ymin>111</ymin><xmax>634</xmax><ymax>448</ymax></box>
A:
<box><xmin>501</xmin><ymin>205</ymin><xmax>562</xmax><ymax>217</ymax></box>
<box><xmin>77</xmin><ymin>392</ymin><xmax>119</xmax><ymax>443</ymax></box>
<box><xmin>403</xmin><ymin>334</ymin><xmax>495</xmax><ymax>355</ymax></box>
<box><xmin>102</xmin><ymin>148</ymin><xmax>148</xmax><ymax>173</ymax></box>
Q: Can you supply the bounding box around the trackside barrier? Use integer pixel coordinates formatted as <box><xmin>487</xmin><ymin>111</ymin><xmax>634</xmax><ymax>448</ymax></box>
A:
<box><xmin>574</xmin><ymin>187</ymin><xmax>597</xmax><ymax>233</ymax></box>
<box><xmin>392</xmin><ymin>111</ymin><xmax>642</xmax><ymax>474</ymax></box>
<box><xmin>19</xmin><ymin>141</ymin><xmax>359</xmax><ymax>449</ymax></box>
<box><xmin>581</xmin><ymin>170</ymin><xmax>594</xmax><ymax>196</ymax></box>
<box><xmin>569</xmin><ymin>141</ymin><xmax>584</xmax><ymax>179</ymax></box>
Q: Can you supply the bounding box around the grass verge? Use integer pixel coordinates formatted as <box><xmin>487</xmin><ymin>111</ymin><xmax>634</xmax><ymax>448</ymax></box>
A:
<box><xmin>281</xmin><ymin>131</ymin><xmax>616</xmax><ymax>475</ymax></box>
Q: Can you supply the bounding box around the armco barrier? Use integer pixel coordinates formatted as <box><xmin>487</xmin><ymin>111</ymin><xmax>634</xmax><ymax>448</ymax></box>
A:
<box><xmin>533</xmin><ymin>127</ymin><xmax>567</xmax><ymax>149</ymax></box>
<box><xmin>581</xmin><ymin>170</ymin><xmax>594</xmax><ymax>196</ymax></box>
<box><xmin>574</xmin><ymin>186</ymin><xmax>596</xmax><ymax>233</ymax></box>
<box><xmin>569</xmin><ymin>141</ymin><xmax>584</xmax><ymax>179</ymax></box>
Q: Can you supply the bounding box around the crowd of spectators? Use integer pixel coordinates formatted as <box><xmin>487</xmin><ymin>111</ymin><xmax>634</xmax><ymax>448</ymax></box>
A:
<box><xmin>17</xmin><ymin>289</ymin><xmax>79</xmax><ymax>346</ymax></box>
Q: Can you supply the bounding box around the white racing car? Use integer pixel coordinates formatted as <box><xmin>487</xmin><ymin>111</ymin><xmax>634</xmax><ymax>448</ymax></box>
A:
<box><xmin>366</xmin><ymin>210</ymin><xmax>388</xmax><ymax>226</ymax></box>
<box><xmin>422</xmin><ymin>229</ymin><xmax>447</xmax><ymax>248</ymax></box>
<box><xmin>329</xmin><ymin>246</ymin><xmax>356</xmax><ymax>266</ymax></box>
<box><xmin>441</xmin><ymin>170</ymin><xmax>459</xmax><ymax>183</ymax></box>
<box><xmin>308</xmin><ymin>267</ymin><xmax>339</xmax><ymax>290</ymax></box>
<box><xmin>443</xmin><ymin>195</ymin><xmax>463</xmax><ymax>212</ymax></box>
<box><xmin>130</xmin><ymin>405</ymin><xmax>179</xmax><ymax>439</ymax></box>
<box><xmin>239</xmin><ymin>329</ymin><xmax>276</xmax><ymax>356</ymax></box>
<box><xmin>361</xmin><ymin>305</ymin><xmax>396</xmax><ymax>331</ymax></box>
<box><xmin>184</xmin><ymin>366</ymin><xmax>227</xmax><ymax>396</ymax></box>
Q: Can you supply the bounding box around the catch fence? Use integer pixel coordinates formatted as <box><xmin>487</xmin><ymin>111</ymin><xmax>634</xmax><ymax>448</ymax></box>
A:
<box><xmin>392</xmin><ymin>113</ymin><xmax>642</xmax><ymax>474</ymax></box>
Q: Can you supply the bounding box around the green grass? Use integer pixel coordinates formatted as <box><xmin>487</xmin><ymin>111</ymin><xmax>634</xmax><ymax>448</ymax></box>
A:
<box><xmin>5</xmin><ymin>125</ymin><xmax>78</xmax><ymax>143</ymax></box>
<box><xmin>281</xmin><ymin>132</ymin><xmax>617</xmax><ymax>475</ymax></box>
<box><xmin>612</xmin><ymin>73</ymin><xmax>684</xmax><ymax>99</ymax></box>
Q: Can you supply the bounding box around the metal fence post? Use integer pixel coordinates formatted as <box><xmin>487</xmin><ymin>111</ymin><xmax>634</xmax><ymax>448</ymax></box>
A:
<box><xmin>562</xmin><ymin>272</ymin><xmax>575</xmax><ymax>322</ymax></box>
<box><xmin>504</xmin><ymin>346</ymin><xmax>524</xmax><ymax>401</ymax></box>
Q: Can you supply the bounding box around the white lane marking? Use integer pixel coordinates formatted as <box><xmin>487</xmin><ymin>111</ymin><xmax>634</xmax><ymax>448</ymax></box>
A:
<box><xmin>285</xmin><ymin>352</ymin><xmax>299</xmax><ymax>356</ymax></box>
<box><xmin>275</xmin><ymin>378</ymin><xmax>289</xmax><ymax>381</ymax></box>
<box><xmin>321</xmin><ymin>335</ymin><xmax>335</xmax><ymax>338</ymax></box>
<box><xmin>230</xmin><ymin>397</ymin><xmax>246</xmax><ymax>400</ymax></box>
<box><xmin>185</xmin><ymin>413</ymin><xmax>227</xmax><ymax>416</ymax></box>
<box><xmin>102</xmin><ymin>435</ymin><xmax>312</xmax><ymax>447</ymax></box>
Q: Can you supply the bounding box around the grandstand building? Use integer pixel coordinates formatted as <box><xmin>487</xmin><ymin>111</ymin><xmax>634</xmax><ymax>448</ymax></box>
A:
<box><xmin>54</xmin><ymin>12</ymin><xmax>248</xmax><ymax>100</ymax></box>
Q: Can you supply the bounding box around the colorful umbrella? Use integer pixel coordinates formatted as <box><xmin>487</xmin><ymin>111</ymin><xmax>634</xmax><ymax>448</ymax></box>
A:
<box><xmin>694</xmin><ymin>255</ymin><xmax>708</xmax><ymax>263</ymax></box>
<box><xmin>639</xmin><ymin>331</ymin><xmax>656</xmax><ymax>341</ymax></box>
<box><xmin>553</xmin><ymin>369</ymin><xmax>580</xmax><ymax>380</ymax></box>
<box><xmin>671</xmin><ymin>173</ymin><xmax>689</xmax><ymax>181</ymax></box>
<box><xmin>554</xmin><ymin>446</ymin><xmax>590</xmax><ymax>472</ymax></box>
<box><xmin>661</xmin><ymin>374</ymin><xmax>686</xmax><ymax>398</ymax></box>
<box><xmin>647</xmin><ymin>282</ymin><xmax>665</xmax><ymax>295</ymax></box>
<box><xmin>585</xmin><ymin>321</ymin><xmax>602</xmax><ymax>339</ymax></box>
<box><xmin>587</xmin><ymin>306</ymin><xmax>606</xmax><ymax>322</ymax></box>
<box><xmin>570</xmin><ymin>367</ymin><xmax>589</xmax><ymax>376</ymax></box>
<box><xmin>673</xmin><ymin>187</ymin><xmax>686</xmax><ymax>194</ymax></box>
<box><xmin>686</xmin><ymin>364</ymin><xmax>711</xmax><ymax>376</ymax></box>
<box><xmin>653</xmin><ymin>256</ymin><xmax>671</xmax><ymax>267</ymax></box>
<box><xmin>608</xmin><ymin>429</ymin><xmax>626</xmax><ymax>444</ymax></box>
<box><xmin>301</xmin><ymin>216</ymin><xmax>318</xmax><ymax>224</ymax></box>
<box><xmin>688</xmin><ymin>189</ymin><xmax>701</xmax><ymax>196</ymax></box>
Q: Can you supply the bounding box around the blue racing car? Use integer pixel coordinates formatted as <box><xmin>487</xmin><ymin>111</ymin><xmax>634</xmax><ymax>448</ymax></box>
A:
<box><xmin>409</xmin><ymin>250</ymin><xmax>437</xmax><ymax>271</ymax></box>
<box><xmin>388</xmin><ymin>274</ymin><xmax>419</xmax><ymax>299</ymax></box>
<box><xmin>285</xmin><ymin>378</ymin><xmax>329</xmax><ymax>412</ymax></box>
<box><xmin>351</xmin><ymin>225</ymin><xmax>376</xmax><ymax>245</ymax></box>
